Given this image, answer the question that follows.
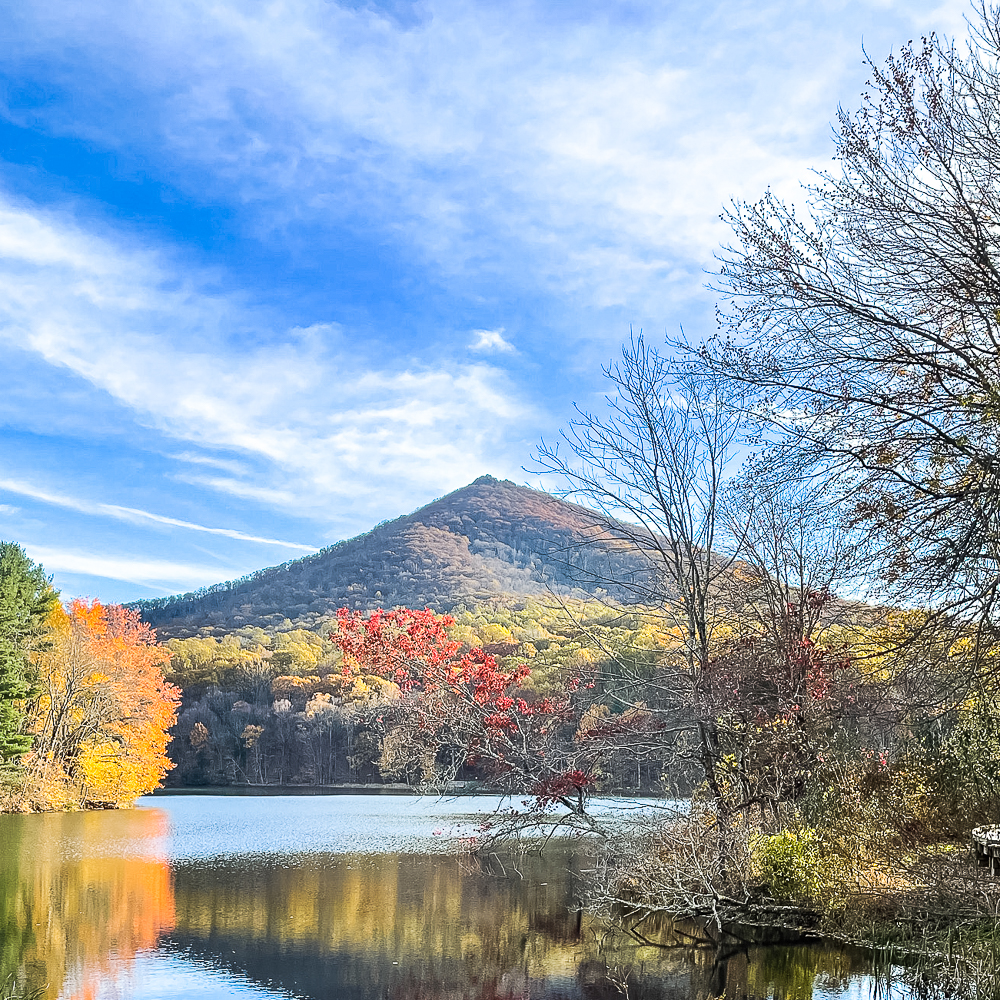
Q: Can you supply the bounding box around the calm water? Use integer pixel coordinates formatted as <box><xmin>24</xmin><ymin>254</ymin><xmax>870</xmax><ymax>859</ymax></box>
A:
<box><xmin>0</xmin><ymin>795</ymin><xmax>909</xmax><ymax>1000</ymax></box>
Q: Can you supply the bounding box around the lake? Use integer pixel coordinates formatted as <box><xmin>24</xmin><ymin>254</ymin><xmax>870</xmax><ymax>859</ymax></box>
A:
<box><xmin>0</xmin><ymin>794</ymin><xmax>910</xmax><ymax>1000</ymax></box>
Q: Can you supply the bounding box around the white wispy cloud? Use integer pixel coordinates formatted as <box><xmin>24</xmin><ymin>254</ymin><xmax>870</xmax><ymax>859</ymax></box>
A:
<box><xmin>470</xmin><ymin>328</ymin><xmax>514</xmax><ymax>353</ymax></box>
<box><xmin>168</xmin><ymin>452</ymin><xmax>253</xmax><ymax>477</ymax></box>
<box><xmin>23</xmin><ymin>544</ymin><xmax>234</xmax><ymax>592</ymax></box>
<box><xmin>0</xmin><ymin>194</ymin><xmax>536</xmax><ymax>528</ymax></box>
<box><xmin>0</xmin><ymin>477</ymin><xmax>318</xmax><ymax>551</ymax></box>
<box><xmin>4</xmin><ymin>0</ymin><xmax>951</xmax><ymax>321</ymax></box>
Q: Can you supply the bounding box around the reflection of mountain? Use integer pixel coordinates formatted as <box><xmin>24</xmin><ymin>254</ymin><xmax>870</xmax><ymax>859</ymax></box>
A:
<box><xmin>134</xmin><ymin>477</ymin><xmax>659</xmax><ymax>637</ymax></box>
<box><xmin>0</xmin><ymin>809</ymin><xmax>174</xmax><ymax>1000</ymax></box>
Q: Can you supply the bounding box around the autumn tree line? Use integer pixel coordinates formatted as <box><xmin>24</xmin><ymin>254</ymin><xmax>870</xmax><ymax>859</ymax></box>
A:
<box><xmin>0</xmin><ymin>542</ymin><xmax>179</xmax><ymax>810</ymax></box>
<box><xmin>161</xmin><ymin>600</ymin><xmax>671</xmax><ymax>791</ymax></box>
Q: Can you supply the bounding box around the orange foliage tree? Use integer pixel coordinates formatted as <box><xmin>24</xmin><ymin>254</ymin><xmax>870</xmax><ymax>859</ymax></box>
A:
<box><xmin>25</xmin><ymin>600</ymin><xmax>180</xmax><ymax>808</ymax></box>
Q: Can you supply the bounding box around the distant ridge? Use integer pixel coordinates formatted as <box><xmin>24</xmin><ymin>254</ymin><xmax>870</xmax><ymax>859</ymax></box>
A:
<box><xmin>134</xmin><ymin>476</ymin><xmax>655</xmax><ymax>638</ymax></box>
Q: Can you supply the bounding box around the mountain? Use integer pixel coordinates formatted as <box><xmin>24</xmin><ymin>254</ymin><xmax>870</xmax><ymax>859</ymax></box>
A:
<box><xmin>134</xmin><ymin>476</ymin><xmax>656</xmax><ymax>638</ymax></box>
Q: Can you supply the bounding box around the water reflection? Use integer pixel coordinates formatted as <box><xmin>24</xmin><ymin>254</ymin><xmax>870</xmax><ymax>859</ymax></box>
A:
<box><xmin>0</xmin><ymin>809</ymin><xmax>174</xmax><ymax>1000</ymax></box>
<box><xmin>168</xmin><ymin>849</ymin><xmax>879</xmax><ymax>1000</ymax></box>
<box><xmin>0</xmin><ymin>797</ymin><xmax>899</xmax><ymax>1000</ymax></box>
<box><xmin>168</xmin><ymin>850</ymin><xmax>596</xmax><ymax>999</ymax></box>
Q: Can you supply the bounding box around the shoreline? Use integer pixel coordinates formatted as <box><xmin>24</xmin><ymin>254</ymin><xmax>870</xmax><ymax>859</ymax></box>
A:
<box><xmin>148</xmin><ymin>783</ymin><xmax>672</xmax><ymax>798</ymax></box>
<box><xmin>149</xmin><ymin>783</ymin><xmax>481</xmax><ymax>796</ymax></box>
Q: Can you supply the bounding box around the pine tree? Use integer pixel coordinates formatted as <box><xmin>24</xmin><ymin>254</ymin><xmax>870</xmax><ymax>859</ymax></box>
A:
<box><xmin>0</xmin><ymin>542</ymin><xmax>57</xmax><ymax>762</ymax></box>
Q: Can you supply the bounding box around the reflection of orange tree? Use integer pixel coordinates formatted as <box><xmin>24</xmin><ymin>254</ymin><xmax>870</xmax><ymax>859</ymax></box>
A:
<box><xmin>7</xmin><ymin>600</ymin><xmax>180</xmax><ymax>810</ymax></box>
<box><xmin>0</xmin><ymin>809</ymin><xmax>175</xmax><ymax>1000</ymax></box>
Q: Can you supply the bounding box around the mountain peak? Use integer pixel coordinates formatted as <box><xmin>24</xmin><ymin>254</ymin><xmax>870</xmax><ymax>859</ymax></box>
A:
<box><xmin>136</xmin><ymin>478</ymin><xmax>649</xmax><ymax>637</ymax></box>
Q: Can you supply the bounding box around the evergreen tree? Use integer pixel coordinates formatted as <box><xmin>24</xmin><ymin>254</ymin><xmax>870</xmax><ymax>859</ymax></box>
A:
<box><xmin>0</xmin><ymin>543</ymin><xmax>57</xmax><ymax>762</ymax></box>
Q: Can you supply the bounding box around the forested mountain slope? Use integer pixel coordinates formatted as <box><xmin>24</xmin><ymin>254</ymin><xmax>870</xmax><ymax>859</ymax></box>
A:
<box><xmin>135</xmin><ymin>476</ymin><xmax>655</xmax><ymax>638</ymax></box>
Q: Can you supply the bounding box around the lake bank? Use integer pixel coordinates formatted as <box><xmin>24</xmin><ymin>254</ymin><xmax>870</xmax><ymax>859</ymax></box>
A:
<box><xmin>150</xmin><ymin>783</ymin><xmax>677</xmax><ymax>798</ymax></box>
<box><xmin>152</xmin><ymin>782</ymin><xmax>471</xmax><ymax>796</ymax></box>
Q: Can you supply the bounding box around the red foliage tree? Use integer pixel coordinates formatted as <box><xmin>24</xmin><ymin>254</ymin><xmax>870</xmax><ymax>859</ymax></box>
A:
<box><xmin>331</xmin><ymin>608</ymin><xmax>601</xmax><ymax>817</ymax></box>
<box><xmin>334</xmin><ymin>607</ymin><xmax>460</xmax><ymax>692</ymax></box>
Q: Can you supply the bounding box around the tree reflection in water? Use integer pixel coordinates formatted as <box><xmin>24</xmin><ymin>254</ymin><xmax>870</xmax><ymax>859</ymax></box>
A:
<box><xmin>0</xmin><ymin>803</ymin><xmax>886</xmax><ymax>999</ymax></box>
<box><xmin>165</xmin><ymin>847</ymin><xmax>875</xmax><ymax>1000</ymax></box>
<box><xmin>0</xmin><ymin>808</ymin><xmax>173</xmax><ymax>1000</ymax></box>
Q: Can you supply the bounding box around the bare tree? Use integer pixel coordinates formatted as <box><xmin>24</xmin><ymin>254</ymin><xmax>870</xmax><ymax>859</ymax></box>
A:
<box><xmin>535</xmin><ymin>335</ymin><xmax>743</xmax><ymax>670</ymax></box>
<box><xmin>533</xmin><ymin>340</ymin><xmax>880</xmax><ymax>829</ymax></box>
<box><xmin>720</xmin><ymin>471</ymin><xmax>859</xmax><ymax>648</ymax></box>
<box><xmin>534</xmin><ymin>336</ymin><xmax>748</xmax><ymax>814</ymax></box>
<box><xmin>703</xmin><ymin>5</ymin><xmax>1000</xmax><ymax>636</ymax></box>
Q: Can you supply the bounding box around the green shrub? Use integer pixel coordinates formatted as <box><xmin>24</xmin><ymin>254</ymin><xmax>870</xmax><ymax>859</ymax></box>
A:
<box><xmin>750</xmin><ymin>828</ymin><xmax>831</xmax><ymax>902</ymax></box>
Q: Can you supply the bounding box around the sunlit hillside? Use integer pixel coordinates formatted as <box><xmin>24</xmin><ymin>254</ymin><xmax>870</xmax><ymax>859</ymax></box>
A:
<box><xmin>134</xmin><ymin>477</ymin><xmax>658</xmax><ymax>638</ymax></box>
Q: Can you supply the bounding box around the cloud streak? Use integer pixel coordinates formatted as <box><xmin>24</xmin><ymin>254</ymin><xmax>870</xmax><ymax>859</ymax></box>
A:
<box><xmin>23</xmin><ymin>544</ymin><xmax>237</xmax><ymax>592</ymax></box>
<box><xmin>0</xmin><ymin>478</ymin><xmax>318</xmax><ymax>551</ymax></box>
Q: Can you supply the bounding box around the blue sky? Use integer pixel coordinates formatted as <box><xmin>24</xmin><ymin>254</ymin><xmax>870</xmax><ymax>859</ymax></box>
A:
<box><xmin>0</xmin><ymin>0</ymin><xmax>966</xmax><ymax>602</ymax></box>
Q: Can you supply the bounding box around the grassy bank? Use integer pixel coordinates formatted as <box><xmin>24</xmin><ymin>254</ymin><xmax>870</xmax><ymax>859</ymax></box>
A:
<box><xmin>591</xmin><ymin>807</ymin><xmax>1000</xmax><ymax>999</ymax></box>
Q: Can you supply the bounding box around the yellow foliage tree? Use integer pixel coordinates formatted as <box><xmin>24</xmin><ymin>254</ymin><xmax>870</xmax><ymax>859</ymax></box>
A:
<box><xmin>23</xmin><ymin>600</ymin><xmax>180</xmax><ymax>808</ymax></box>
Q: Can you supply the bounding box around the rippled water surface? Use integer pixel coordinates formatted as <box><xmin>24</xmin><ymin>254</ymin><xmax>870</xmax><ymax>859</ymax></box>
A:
<box><xmin>0</xmin><ymin>794</ymin><xmax>909</xmax><ymax>999</ymax></box>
